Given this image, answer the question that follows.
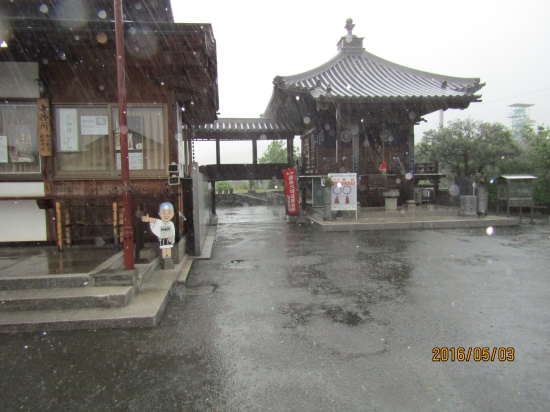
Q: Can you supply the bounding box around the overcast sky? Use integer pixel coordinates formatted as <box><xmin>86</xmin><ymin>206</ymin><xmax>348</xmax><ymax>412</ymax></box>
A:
<box><xmin>171</xmin><ymin>0</ymin><xmax>550</xmax><ymax>166</ymax></box>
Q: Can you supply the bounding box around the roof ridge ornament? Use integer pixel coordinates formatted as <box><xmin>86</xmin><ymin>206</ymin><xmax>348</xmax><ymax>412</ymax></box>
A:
<box><xmin>345</xmin><ymin>18</ymin><xmax>355</xmax><ymax>43</ymax></box>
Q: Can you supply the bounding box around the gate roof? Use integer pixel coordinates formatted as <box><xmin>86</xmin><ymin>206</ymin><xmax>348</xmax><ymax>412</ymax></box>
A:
<box><xmin>192</xmin><ymin>118</ymin><xmax>301</xmax><ymax>140</ymax></box>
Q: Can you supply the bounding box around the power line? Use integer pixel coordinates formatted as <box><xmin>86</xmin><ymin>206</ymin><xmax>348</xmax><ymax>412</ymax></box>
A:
<box><xmin>471</xmin><ymin>87</ymin><xmax>550</xmax><ymax>106</ymax></box>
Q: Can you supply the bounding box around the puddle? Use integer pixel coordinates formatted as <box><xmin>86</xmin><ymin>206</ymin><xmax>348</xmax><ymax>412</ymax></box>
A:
<box><xmin>180</xmin><ymin>285</ymin><xmax>215</xmax><ymax>296</ymax></box>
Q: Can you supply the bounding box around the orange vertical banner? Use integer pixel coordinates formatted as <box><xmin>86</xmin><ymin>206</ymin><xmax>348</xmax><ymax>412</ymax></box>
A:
<box><xmin>283</xmin><ymin>168</ymin><xmax>299</xmax><ymax>215</ymax></box>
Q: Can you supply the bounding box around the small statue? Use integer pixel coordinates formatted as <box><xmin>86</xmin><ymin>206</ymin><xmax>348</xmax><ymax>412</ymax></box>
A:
<box><xmin>142</xmin><ymin>202</ymin><xmax>175</xmax><ymax>261</ymax></box>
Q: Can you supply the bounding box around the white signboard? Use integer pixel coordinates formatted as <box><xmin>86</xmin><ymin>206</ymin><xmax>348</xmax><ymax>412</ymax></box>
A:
<box><xmin>81</xmin><ymin>116</ymin><xmax>108</xmax><ymax>135</ymax></box>
<box><xmin>328</xmin><ymin>173</ymin><xmax>357</xmax><ymax>211</ymax></box>
<box><xmin>0</xmin><ymin>136</ymin><xmax>7</xmax><ymax>163</ymax></box>
<box><xmin>59</xmin><ymin>109</ymin><xmax>78</xmax><ymax>151</ymax></box>
<box><xmin>116</xmin><ymin>152</ymin><xmax>143</xmax><ymax>170</ymax></box>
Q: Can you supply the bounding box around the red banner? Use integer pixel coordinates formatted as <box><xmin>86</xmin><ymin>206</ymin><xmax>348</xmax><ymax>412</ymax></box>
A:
<box><xmin>283</xmin><ymin>168</ymin><xmax>299</xmax><ymax>215</ymax></box>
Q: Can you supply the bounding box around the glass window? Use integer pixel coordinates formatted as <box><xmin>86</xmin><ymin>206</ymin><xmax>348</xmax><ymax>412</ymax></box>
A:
<box><xmin>112</xmin><ymin>106</ymin><xmax>165</xmax><ymax>171</ymax></box>
<box><xmin>0</xmin><ymin>103</ymin><xmax>41</xmax><ymax>174</ymax></box>
<box><xmin>54</xmin><ymin>105</ymin><xmax>165</xmax><ymax>174</ymax></box>
<box><xmin>56</xmin><ymin>107</ymin><xmax>110</xmax><ymax>171</ymax></box>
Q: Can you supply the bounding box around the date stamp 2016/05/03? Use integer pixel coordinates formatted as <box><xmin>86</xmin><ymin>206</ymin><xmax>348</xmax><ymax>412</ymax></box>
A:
<box><xmin>432</xmin><ymin>347</ymin><xmax>515</xmax><ymax>362</ymax></box>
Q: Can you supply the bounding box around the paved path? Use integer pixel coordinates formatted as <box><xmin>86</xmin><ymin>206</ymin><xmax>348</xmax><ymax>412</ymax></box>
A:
<box><xmin>1</xmin><ymin>206</ymin><xmax>549</xmax><ymax>411</ymax></box>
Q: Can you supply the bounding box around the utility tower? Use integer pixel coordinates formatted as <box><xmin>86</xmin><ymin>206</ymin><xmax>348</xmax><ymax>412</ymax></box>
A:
<box><xmin>508</xmin><ymin>103</ymin><xmax>535</xmax><ymax>137</ymax></box>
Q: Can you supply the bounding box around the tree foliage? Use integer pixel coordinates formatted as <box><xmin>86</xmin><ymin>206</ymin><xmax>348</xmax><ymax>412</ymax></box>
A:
<box><xmin>416</xmin><ymin>119</ymin><xmax>519</xmax><ymax>178</ymax></box>
<box><xmin>259</xmin><ymin>140</ymin><xmax>301</xmax><ymax>165</ymax></box>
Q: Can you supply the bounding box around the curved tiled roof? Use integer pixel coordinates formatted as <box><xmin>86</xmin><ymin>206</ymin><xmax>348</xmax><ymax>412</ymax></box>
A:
<box><xmin>271</xmin><ymin>19</ymin><xmax>483</xmax><ymax>105</ymax></box>
<box><xmin>274</xmin><ymin>49</ymin><xmax>483</xmax><ymax>101</ymax></box>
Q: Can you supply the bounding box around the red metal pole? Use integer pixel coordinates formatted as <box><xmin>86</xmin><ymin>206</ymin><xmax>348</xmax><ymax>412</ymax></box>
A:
<box><xmin>114</xmin><ymin>0</ymin><xmax>134</xmax><ymax>270</ymax></box>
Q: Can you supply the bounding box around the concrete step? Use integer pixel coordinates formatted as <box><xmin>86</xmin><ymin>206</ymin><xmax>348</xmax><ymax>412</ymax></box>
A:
<box><xmin>0</xmin><ymin>274</ymin><xmax>92</xmax><ymax>291</ymax></box>
<box><xmin>0</xmin><ymin>286</ymin><xmax>134</xmax><ymax>312</ymax></box>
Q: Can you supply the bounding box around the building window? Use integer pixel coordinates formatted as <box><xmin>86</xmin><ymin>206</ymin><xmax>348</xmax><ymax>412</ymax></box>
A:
<box><xmin>112</xmin><ymin>106</ymin><xmax>165</xmax><ymax>171</ymax></box>
<box><xmin>54</xmin><ymin>104</ymin><xmax>165</xmax><ymax>175</ymax></box>
<box><xmin>0</xmin><ymin>103</ymin><xmax>41</xmax><ymax>174</ymax></box>
<box><xmin>56</xmin><ymin>106</ymin><xmax>110</xmax><ymax>171</ymax></box>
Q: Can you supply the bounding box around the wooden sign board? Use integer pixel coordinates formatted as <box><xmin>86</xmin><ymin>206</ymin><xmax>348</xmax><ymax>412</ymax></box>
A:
<box><xmin>37</xmin><ymin>98</ymin><xmax>52</xmax><ymax>156</ymax></box>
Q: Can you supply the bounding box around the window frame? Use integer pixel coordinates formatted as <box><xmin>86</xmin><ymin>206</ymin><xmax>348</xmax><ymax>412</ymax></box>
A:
<box><xmin>0</xmin><ymin>101</ymin><xmax>42</xmax><ymax>178</ymax></box>
<box><xmin>53</xmin><ymin>103</ymin><xmax>169</xmax><ymax>180</ymax></box>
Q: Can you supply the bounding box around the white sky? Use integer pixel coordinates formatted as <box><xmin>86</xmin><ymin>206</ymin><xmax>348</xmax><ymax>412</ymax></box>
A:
<box><xmin>171</xmin><ymin>0</ymin><xmax>550</xmax><ymax>166</ymax></box>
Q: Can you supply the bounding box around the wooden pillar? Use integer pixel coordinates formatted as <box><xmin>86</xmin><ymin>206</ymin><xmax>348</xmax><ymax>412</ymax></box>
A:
<box><xmin>55</xmin><ymin>201</ymin><xmax>63</xmax><ymax>251</ymax></box>
<box><xmin>112</xmin><ymin>201</ymin><xmax>119</xmax><ymax>248</ymax></box>
<box><xmin>212</xmin><ymin>181</ymin><xmax>217</xmax><ymax>216</ymax></box>
<box><xmin>216</xmin><ymin>138</ymin><xmax>221</xmax><ymax>165</ymax></box>
<box><xmin>64</xmin><ymin>203</ymin><xmax>71</xmax><ymax>249</ymax></box>
<box><xmin>252</xmin><ymin>139</ymin><xmax>258</xmax><ymax>165</ymax></box>
<box><xmin>287</xmin><ymin>137</ymin><xmax>293</xmax><ymax>165</ymax></box>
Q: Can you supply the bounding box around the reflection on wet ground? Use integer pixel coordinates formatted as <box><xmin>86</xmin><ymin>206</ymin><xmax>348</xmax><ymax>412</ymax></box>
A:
<box><xmin>0</xmin><ymin>246</ymin><xmax>120</xmax><ymax>277</ymax></box>
<box><xmin>1</xmin><ymin>206</ymin><xmax>550</xmax><ymax>411</ymax></box>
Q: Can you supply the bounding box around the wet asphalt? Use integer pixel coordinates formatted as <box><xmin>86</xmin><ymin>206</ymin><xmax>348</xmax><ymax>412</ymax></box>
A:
<box><xmin>1</xmin><ymin>206</ymin><xmax>549</xmax><ymax>411</ymax></box>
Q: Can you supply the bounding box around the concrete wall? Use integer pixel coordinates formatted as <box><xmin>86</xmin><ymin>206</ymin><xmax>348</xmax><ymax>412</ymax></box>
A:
<box><xmin>191</xmin><ymin>162</ymin><xmax>212</xmax><ymax>256</ymax></box>
<box><xmin>0</xmin><ymin>182</ymin><xmax>47</xmax><ymax>242</ymax></box>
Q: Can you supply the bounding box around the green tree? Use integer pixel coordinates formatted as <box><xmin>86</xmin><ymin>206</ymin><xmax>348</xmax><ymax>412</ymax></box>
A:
<box><xmin>416</xmin><ymin>119</ymin><xmax>519</xmax><ymax>178</ymax></box>
<box><xmin>259</xmin><ymin>140</ymin><xmax>301</xmax><ymax>165</ymax></box>
<box><xmin>514</xmin><ymin>125</ymin><xmax>550</xmax><ymax>206</ymax></box>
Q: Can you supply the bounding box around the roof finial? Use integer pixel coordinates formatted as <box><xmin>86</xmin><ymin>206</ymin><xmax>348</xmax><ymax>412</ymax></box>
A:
<box><xmin>345</xmin><ymin>18</ymin><xmax>355</xmax><ymax>37</ymax></box>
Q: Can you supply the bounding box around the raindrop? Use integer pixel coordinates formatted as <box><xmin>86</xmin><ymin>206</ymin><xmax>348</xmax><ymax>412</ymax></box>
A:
<box><xmin>39</xmin><ymin>4</ymin><xmax>49</xmax><ymax>13</ymax></box>
<box><xmin>449</xmin><ymin>184</ymin><xmax>460</xmax><ymax>196</ymax></box>
<box><xmin>405</xmin><ymin>173</ymin><xmax>413</xmax><ymax>180</ymax></box>
<box><xmin>395</xmin><ymin>178</ymin><xmax>401</xmax><ymax>184</ymax></box>
<box><xmin>59</xmin><ymin>53</ymin><xmax>66</xmax><ymax>60</ymax></box>
<box><xmin>96</xmin><ymin>32</ymin><xmax>108</xmax><ymax>44</ymax></box>
<box><xmin>486</xmin><ymin>227</ymin><xmax>494</xmax><ymax>235</ymax></box>
<box><xmin>259</xmin><ymin>134</ymin><xmax>267</xmax><ymax>140</ymax></box>
<box><xmin>120</xmin><ymin>125</ymin><xmax>128</xmax><ymax>134</ymax></box>
<box><xmin>303</xmin><ymin>116</ymin><xmax>311</xmax><ymax>124</ymax></box>
<box><xmin>295</xmin><ymin>95</ymin><xmax>300</xmax><ymax>101</ymax></box>
<box><xmin>41</xmin><ymin>331</ymin><xmax>47</xmax><ymax>335</ymax></box>
<box><xmin>42</xmin><ymin>58</ymin><xmax>49</xmax><ymax>64</ymax></box>
<box><xmin>128</xmin><ymin>27</ymin><xmax>137</xmax><ymax>35</ymax></box>
<box><xmin>98</xmin><ymin>84</ymin><xmax>104</xmax><ymax>91</ymax></box>
<box><xmin>134</xmin><ymin>2</ymin><xmax>142</xmax><ymax>10</ymax></box>
<box><xmin>345</xmin><ymin>34</ymin><xmax>353</xmax><ymax>43</ymax></box>
<box><xmin>94</xmin><ymin>237</ymin><xmax>105</xmax><ymax>247</ymax></box>
<box><xmin>97</xmin><ymin>10</ymin><xmax>107</xmax><ymax>19</ymax></box>
<box><xmin>74</xmin><ymin>35</ymin><xmax>80</xmax><ymax>41</ymax></box>
<box><xmin>324</xmin><ymin>124</ymin><xmax>331</xmax><ymax>130</ymax></box>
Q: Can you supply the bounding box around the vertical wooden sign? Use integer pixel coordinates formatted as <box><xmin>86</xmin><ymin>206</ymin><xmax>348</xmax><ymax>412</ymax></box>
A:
<box><xmin>37</xmin><ymin>98</ymin><xmax>52</xmax><ymax>156</ymax></box>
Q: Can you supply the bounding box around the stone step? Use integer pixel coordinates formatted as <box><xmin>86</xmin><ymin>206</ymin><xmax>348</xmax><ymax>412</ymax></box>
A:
<box><xmin>0</xmin><ymin>286</ymin><xmax>134</xmax><ymax>312</ymax></box>
<box><xmin>0</xmin><ymin>274</ymin><xmax>92</xmax><ymax>291</ymax></box>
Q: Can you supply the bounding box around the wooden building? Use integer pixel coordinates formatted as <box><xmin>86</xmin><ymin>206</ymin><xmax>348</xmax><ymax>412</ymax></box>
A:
<box><xmin>263</xmin><ymin>18</ymin><xmax>485</xmax><ymax>206</ymax></box>
<box><xmin>0</xmin><ymin>0</ymin><xmax>219</xmax><ymax>245</ymax></box>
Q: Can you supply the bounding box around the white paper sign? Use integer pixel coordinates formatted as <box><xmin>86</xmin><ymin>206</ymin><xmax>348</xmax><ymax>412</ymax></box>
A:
<box><xmin>328</xmin><ymin>173</ymin><xmax>357</xmax><ymax>211</ymax></box>
<box><xmin>0</xmin><ymin>136</ymin><xmax>7</xmax><ymax>163</ymax></box>
<box><xmin>116</xmin><ymin>151</ymin><xmax>143</xmax><ymax>170</ymax></box>
<box><xmin>59</xmin><ymin>109</ymin><xmax>78</xmax><ymax>151</ymax></box>
<box><xmin>81</xmin><ymin>116</ymin><xmax>108</xmax><ymax>135</ymax></box>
